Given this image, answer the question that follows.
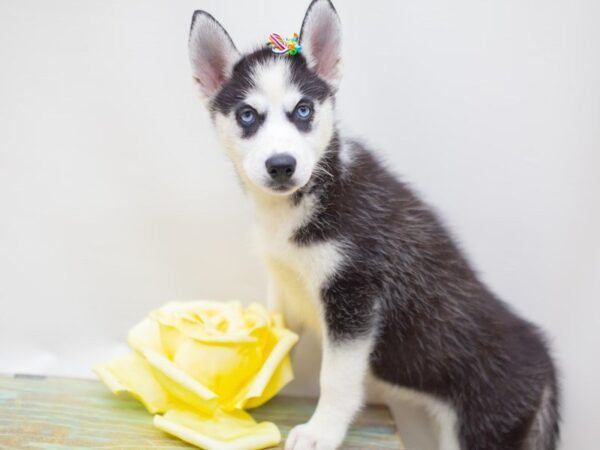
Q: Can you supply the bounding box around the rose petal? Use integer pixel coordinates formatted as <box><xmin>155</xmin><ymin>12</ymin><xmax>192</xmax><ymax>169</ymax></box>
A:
<box><xmin>142</xmin><ymin>349</ymin><xmax>218</xmax><ymax>415</ymax></box>
<box><xmin>170</xmin><ymin>333</ymin><xmax>263</xmax><ymax>405</ymax></box>
<box><xmin>243</xmin><ymin>354</ymin><xmax>294</xmax><ymax>409</ymax></box>
<box><xmin>127</xmin><ymin>318</ymin><xmax>166</xmax><ymax>356</ymax></box>
<box><xmin>232</xmin><ymin>328</ymin><xmax>298</xmax><ymax>410</ymax></box>
<box><xmin>153</xmin><ymin>301</ymin><xmax>258</xmax><ymax>344</ymax></box>
<box><xmin>94</xmin><ymin>352</ymin><xmax>170</xmax><ymax>414</ymax></box>
<box><xmin>177</xmin><ymin>324</ymin><xmax>257</xmax><ymax>343</ymax></box>
<box><xmin>154</xmin><ymin>408</ymin><xmax>281</xmax><ymax>450</ymax></box>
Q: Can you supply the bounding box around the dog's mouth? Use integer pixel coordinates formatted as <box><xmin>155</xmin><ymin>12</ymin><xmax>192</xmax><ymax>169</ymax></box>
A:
<box><xmin>266</xmin><ymin>180</ymin><xmax>298</xmax><ymax>195</ymax></box>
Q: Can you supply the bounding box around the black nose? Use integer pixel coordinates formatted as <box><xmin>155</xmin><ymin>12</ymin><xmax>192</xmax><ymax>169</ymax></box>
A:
<box><xmin>265</xmin><ymin>154</ymin><xmax>296</xmax><ymax>181</ymax></box>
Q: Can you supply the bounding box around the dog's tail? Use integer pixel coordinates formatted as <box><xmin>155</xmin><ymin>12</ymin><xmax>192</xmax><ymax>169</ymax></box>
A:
<box><xmin>523</xmin><ymin>374</ymin><xmax>560</xmax><ymax>450</ymax></box>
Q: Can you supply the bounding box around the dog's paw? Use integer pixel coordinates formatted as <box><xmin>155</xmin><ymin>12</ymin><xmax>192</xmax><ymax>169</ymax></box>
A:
<box><xmin>284</xmin><ymin>422</ymin><xmax>343</xmax><ymax>450</ymax></box>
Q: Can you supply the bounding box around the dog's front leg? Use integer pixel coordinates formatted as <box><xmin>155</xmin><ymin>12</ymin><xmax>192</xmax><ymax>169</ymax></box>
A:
<box><xmin>267</xmin><ymin>274</ymin><xmax>284</xmax><ymax>314</ymax></box>
<box><xmin>285</xmin><ymin>333</ymin><xmax>373</xmax><ymax>450</ymax></box>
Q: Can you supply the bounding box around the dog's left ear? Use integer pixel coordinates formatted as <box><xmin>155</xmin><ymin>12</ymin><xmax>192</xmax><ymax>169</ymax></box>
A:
<box><xmin>300</xmin><ymin>0</ymin><xmax>342</xmax><ymax>87</ymax></box>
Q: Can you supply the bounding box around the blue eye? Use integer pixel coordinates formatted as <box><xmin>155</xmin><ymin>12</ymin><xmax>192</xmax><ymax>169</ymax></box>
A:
<box><xmin>295</xmin><ymin>104</ymin><xmax>312</xmax><ymax>121</ymax></box>
<box><xmin>238</xmin><ymin>108</ymin><xmax>257</xmax><ymax>126</ymax></box>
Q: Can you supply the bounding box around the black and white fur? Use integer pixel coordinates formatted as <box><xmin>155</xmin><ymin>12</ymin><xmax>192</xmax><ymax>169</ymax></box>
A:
<box><xmin>188</xmin><ymin>1</ymin><xmax>560</xmax><ymax>449</ymax></box>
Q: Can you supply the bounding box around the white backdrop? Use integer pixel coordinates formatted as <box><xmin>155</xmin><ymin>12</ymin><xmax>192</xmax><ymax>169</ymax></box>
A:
<box><xmin>1</xmin><ymin>1</ymin><xmax>598</xmax><ymax>449</ymax></box>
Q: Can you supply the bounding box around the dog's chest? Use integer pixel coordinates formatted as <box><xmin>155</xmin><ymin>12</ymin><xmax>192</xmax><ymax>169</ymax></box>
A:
<box><xmin>252</xmin><ymin>199</ymin><xmax>343</xmax><ymax>330</ymax></box>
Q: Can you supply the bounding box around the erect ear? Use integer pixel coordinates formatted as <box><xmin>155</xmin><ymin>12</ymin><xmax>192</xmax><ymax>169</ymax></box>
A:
<box><xmin>188</xmin><ymin>11</ymin><xmax>240</xmax><ymax>98</ymax></box>
<box><xmin>299</xmin><ymin>0</ymin><xmax>343</xmax><ymax>87</ymax></box>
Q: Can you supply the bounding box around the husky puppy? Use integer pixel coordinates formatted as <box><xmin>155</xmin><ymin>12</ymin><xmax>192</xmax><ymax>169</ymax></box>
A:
<box><xmin>187</xmin><ymin>1</ymin><xmax>560</xmax><ymax>449</ymax></box>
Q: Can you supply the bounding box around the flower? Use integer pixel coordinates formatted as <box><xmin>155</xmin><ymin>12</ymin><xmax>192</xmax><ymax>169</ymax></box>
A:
<box><xmin>95</xmin><ymin>300</ymin><xmax>298</xmax><ymax>450</ymax></box>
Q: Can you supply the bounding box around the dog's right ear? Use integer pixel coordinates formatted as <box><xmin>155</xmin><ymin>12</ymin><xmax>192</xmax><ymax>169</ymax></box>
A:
<box><xmin>188</xmin><ymin>11</ymin><xmax>240</xmax><ymax>98</ymax></box>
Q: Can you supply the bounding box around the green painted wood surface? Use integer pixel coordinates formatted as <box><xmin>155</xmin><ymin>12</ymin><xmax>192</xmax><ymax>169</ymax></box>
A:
<box><xmin>0</xmin><ymin>375</ymin><xmax>404</xmax><ymax>449</ymax></box>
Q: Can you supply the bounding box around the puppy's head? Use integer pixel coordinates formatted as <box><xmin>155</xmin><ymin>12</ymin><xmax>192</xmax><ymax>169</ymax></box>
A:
<box><xmin>188</xmin><ymin>0</ymin><xmax>342</xmax><ymax>196</ymax></box>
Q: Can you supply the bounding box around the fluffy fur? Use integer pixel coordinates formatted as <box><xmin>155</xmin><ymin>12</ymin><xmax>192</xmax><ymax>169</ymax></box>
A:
<box><xmin>187</xmin><ymin>1</ymin><xmax>560</xmax><ymax>449</ymax></box>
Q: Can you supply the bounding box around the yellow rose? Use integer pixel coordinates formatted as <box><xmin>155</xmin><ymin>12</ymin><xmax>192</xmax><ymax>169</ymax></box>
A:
<box><xmin>95</xmin><ymin>300</ymin><xmax>298</xmax><ymax>450</ymax></box>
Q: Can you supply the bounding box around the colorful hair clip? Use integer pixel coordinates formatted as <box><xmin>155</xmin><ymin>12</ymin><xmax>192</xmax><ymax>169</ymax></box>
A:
<box><xmin>267</xmin><ymin>32</ymin><xmax>303</xmax><ymax>56</ymax></box>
